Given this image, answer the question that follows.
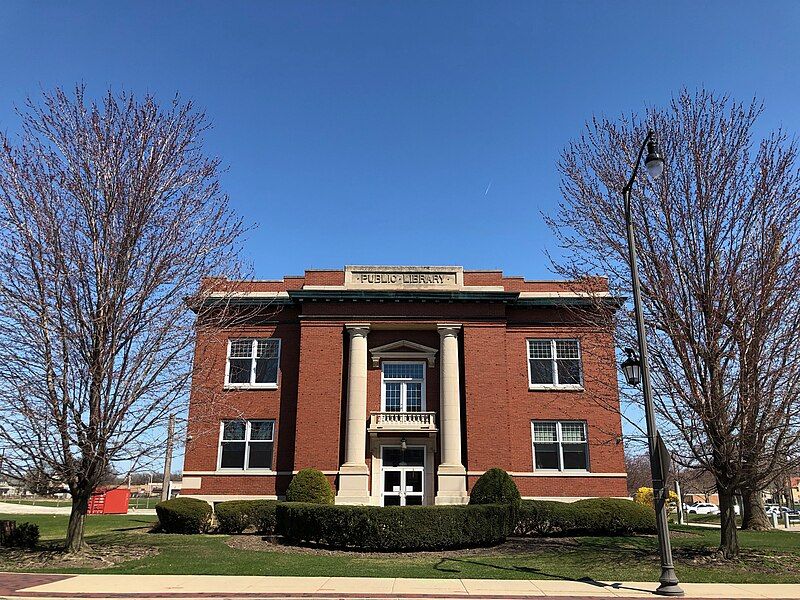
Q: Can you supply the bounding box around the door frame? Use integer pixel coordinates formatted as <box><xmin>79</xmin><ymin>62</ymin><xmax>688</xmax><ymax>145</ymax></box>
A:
<box><xmin>369</xmin><ymin>435</ymin><xmax>436</xmax><ymax>506</ymax></box>
<box><xmin>380</xmin><ymin>444</ymin><xmax>426</xmax><ymax>506</ymax></box>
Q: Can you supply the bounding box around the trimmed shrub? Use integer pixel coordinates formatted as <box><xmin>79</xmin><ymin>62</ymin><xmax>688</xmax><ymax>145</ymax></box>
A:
<box><xmin>469</xmin><ymin>468</ymin><xmax>521</xmax><ymax>508</ymax></box>
<box><xmin>276</xmin><ymin>502</ymin><xmax>511</xmax><ymax>550</ymax></box>
<box><xmin>215</xmin><ymin>500</ymin><xmax>279</xmax><ymax>534</ymax></box>
<box><xmin>156</xmin><ymin>497</ymin><xmax>213</xmax><ymax>534</ymax></box>
<box><xmin>515</xmin><ymin>498</ymin><xmax>656</xmax><ymax>536</ymax></box>
<box><xmin>285</xmin><ymin>468</ymin><xmax>334</xmax><ymax>504</ymax></box>
<box><xmin>469</xmin><ymin>467</ymin><xmax>521</xmax><ymax>528</ymax></box>
<box><xmin>0</xmin><ymin>522</ymin><xmax>39</xmax><ymax>548</ymax></box>
<box><xmin>570</xmin><ymin>498</ymin><xmax>656</xmax><ymax>535</ymax></box>
<box><xmin>515</xmin><ymin>500</ymin><xmax>573</xmax><ymax>536</ymax></box>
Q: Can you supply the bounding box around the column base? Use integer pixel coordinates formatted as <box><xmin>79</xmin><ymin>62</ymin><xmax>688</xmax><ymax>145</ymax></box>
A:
<box><xmin>335</xmin><ymin>463</ymin><xmax>370</xmax><ymax>505</ymax></box>
<box><xmin>435</xmin><ymin>463</ymin><xmax>468</xmax><ymax>505</ymax></box>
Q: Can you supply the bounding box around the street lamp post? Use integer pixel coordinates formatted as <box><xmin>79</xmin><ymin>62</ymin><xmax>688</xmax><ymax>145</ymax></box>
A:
<box><xmin>621</xmin><ymin>130</ymin><xmax>684</xmax><ymax>597</ymax></box>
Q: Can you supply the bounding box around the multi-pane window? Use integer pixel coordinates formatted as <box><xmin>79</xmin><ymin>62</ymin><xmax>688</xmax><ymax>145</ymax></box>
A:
<box><xmin>226</xmin><ymin>339</ymin><xmax>280</xmax><ymax>386</ymax></box>
<box><xmin>219</xmin><ymin>420</ymin><xmax>275</xmax><ymax>469</ymax></box>
<box><xmin>382</xmin><ymin>362</ymin><xmax>425</xmax><ymax>412</ymax></box>
<box><xmin>527</xmin><ymin>339</ymin><xmax>582</xmax><ymax>387</ymax></box>
<box><xmin>532</xmin><ymin>421</ymin><xmax>588</xmax><ymax>470</ymax></box>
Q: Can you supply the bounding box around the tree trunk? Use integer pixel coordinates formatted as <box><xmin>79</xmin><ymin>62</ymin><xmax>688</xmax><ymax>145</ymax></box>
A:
<box><xmin>65</xmin><ymin>493</ymin><xmax>90</xmax><ymax>553</ymax></box>
<box><xmin>718</xmin><ymin>488</ymin><xmax>740</xmax><ymax>559</ymax></box>
<box><xmin>741</xmin><ymin>487</ymin><xmax>771</xmax><ymax>530</ymax></box>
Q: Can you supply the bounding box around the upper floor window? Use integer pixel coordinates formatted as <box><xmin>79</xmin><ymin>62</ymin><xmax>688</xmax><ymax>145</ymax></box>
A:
<box><xmin>219</xmin><ymin>419</ymin><xmax>275</xmax><ymax>470</ymax></box>
<box><xmin>381</xmin><ymin>362</ymin><xmax>425</xmax><ymax>412</ymax></box>
<box><xmin>527</xmin><ymin>339</ymin><xmax>582</xmax><ymax>388</ymax></box>
<box><xmin>532</xmin><ymin>421</ymin><xmax>588</xmax><ymax>471</ymax></box>
<box><xmin>226</xmin><ymin>338</ymin><xmax>280</xmax><ymax>388</ymax></box>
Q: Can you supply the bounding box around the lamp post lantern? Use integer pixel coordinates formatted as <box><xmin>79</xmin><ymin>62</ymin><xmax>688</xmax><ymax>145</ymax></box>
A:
<box><xmin>621</xmin><ymin>348</ymin><xmax>642</xmax><ymax>386</ymax></box>
<box><xmin>621</xmin><ymin>129</ymin><xmax>684</xmax><ymax>596</ymax></box>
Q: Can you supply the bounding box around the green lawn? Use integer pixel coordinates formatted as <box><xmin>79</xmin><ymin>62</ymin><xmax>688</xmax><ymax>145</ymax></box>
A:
<box><xmin>1</xmin><ymin>513</ymin><xmax>799</xmax><ymax>583</ymax></box>
<box><xmin>0</xmin><ymin>498</ymin><xmax>68</xmax><ymax>507</ymax></box>
<box><xmin>1</xmin><ymin>497</ymin><xmax>159</xmax><ymax>510</ymax></box>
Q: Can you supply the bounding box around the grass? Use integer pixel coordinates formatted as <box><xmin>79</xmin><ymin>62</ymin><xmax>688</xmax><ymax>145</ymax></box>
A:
<box><xmin>0</xmin><ymin>498</ymin><xmax>68</xmax><ymax>507</ymax></box>
<box><xmin>1</xmin><ymin>513</ymin><xmax>799</xmax><ymax>582</ymax></box>
<box><xmin>0</xmin><ymin>497</ymin><xmax>159</xmax><ymax>510</ymax></box>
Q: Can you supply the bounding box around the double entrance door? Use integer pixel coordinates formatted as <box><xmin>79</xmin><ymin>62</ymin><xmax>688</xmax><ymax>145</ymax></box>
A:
<box><xmin>381</xmin><ymin>446</ymin><xmax>424</xmax><ymax>506</ymax></box>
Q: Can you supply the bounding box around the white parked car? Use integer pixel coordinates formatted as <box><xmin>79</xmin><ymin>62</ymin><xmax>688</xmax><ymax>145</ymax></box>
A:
<box><xmin>687</xmin><ymin>502</ymin><xmax>720</xmax><ymax>515</ymax></box>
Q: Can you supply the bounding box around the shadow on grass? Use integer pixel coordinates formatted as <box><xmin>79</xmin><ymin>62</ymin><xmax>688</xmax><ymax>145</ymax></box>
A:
<box><xmin>433</xmin><ymin>556</ymin><xmax>654</xmax><ymax>593</ymax></box>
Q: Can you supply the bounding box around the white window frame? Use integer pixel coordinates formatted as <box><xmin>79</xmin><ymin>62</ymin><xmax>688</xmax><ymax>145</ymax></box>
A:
<box><xmin>224</xmin><ymin>338</ymin><xmax>281</xmax><ymax>389</ymax></box>
<box><xmin>526</xmin><ymin>338</ymin><xmax>583</xmax><ymax>390</ymax></box>
<box><xmin>531</xmin><ymin>420</ymin><xmax>589</xmax><ymax>472</ymax></box>
<box><xmin>217</xmin><ymin>419</ymin><xmax>276</xmax><ymax>471</ymax></box>
<box><xmin>380</xmin><ymin>361</ymin><xmax>426</xmax><ymax>412</ymax></box>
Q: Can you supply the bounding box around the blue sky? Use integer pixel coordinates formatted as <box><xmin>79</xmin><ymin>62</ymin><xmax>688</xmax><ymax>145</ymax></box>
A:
<box><xmin>3</xmin><ymin>2</ymin><xmax>799</xmax><ymax>281</ymax></box>
<box><xmin>2</xmin><ymin>2</ymin><xmax>798</xmax><ymax>469</ymax></box>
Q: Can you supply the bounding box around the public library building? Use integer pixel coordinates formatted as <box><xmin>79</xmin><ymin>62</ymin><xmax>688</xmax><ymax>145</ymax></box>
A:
<box><xmin>182</xmin><ymin>266</ymin><xmax>628</xmax><ymax>505</ymax></box>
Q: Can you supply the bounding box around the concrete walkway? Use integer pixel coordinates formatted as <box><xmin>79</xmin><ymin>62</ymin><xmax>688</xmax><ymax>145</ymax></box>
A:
<box><xmin>2</xmin><ymin>573</ymin><xmax>800</xmax><ymax>599</ymax></box>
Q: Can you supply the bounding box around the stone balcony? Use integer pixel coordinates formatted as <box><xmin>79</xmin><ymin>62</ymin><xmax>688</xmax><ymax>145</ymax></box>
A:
<box><xmin>368</xmin><ymin>411</ymin><xmax>438</xmax><ymax>432</ymax></box>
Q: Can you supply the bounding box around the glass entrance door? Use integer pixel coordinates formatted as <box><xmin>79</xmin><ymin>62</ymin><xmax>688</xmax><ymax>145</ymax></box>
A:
<box><xmin>381</xmin><ymin>446</ymin><xmax>424</xmax><ymax>506</ymax></box>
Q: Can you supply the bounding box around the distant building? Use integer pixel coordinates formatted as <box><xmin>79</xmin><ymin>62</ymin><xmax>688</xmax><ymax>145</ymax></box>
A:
<box><xmin>183</xmin><ymin>266</ymin><xmax>628</xmax><ymax>505</ymax></box>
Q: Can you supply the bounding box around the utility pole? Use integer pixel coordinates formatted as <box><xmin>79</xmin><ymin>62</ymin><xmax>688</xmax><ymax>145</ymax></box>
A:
<box><xmin>160</xmin><ymin>414</ymin><xmax>175</xmax><ymax>502</ymax></box>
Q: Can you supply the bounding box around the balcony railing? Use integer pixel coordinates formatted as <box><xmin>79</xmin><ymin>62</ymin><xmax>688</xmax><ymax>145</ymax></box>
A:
<box><xmin>368</xmin><ymin>411</ymin><xmax>437</xmax><ymax>432</ymax></box>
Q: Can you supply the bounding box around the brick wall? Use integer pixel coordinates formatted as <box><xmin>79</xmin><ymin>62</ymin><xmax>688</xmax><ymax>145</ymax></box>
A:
<box><xmin>183</xmin><ymin>269</ymin><xmax>627</xmax><ymax>501</ymax></box>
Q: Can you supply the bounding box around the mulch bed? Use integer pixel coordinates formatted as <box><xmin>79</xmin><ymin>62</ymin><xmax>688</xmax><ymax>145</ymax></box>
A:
<box><xmin>226</xmin><ymin>534</ymin><xmax>623</xmax><ymax>558</ymax></box>
<box><xmin>0</xmin><ymin>542</ymin><xmax>158</xmax><ymax>570</ymax></box>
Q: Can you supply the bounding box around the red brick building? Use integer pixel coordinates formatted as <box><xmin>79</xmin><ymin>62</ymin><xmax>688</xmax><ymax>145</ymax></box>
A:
<box><xmin>182</xmin><ymin>266</ymin><xmax>628</xmax><ymax>505</ymax></box>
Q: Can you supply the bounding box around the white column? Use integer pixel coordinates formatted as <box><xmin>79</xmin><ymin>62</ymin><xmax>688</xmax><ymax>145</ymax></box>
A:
<box><xmin>336</xmin><ymin>323</ymin><xmax>371</xmax><ymax>504</ymax></box>
<box><xmin>435</xmin><ymin>324</ymin><xmax>468</xmax><ymax>504</ymax></box>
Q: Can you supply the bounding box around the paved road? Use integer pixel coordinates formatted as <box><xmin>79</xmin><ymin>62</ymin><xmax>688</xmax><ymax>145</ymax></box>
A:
<box><xmin>1</xmin><ymin>573</ymin><xmax>800</xmax><ymax>599</ymax></box>
<box><xmin>0</xmin><ymin>501</ymin><xmax>156</xmax><ymax>516</ymax></box>
<box><xmin>681</xmin><ymin>520</ymin><xmax>800</xmax><ymax>532</ymax></box>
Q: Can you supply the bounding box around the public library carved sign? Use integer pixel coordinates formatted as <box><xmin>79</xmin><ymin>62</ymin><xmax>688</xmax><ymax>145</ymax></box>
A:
<box><xmin>344</xmin><ymin>266</ymin><xmax>463</xmax><ymax>290</ymax></box>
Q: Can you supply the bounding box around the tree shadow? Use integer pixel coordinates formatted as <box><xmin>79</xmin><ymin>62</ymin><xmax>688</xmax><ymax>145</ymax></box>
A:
<box><xmin>434</xmin><ymin>557</ymin><xmax>654</xmax><ymax>593</ymax></box>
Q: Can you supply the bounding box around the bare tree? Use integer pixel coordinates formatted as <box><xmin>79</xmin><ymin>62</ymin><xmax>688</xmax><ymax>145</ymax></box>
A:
<box><xmin>732</xmin><ymin>211</ymin><xmax>800</xmax><ymax>529</ymax></box>
<box><xmin>625</xmin><ymin>452</ymin><xmax>651</xmax><ymax>497</ymax></box>
<box><xmin>0</xmin><ymin>86</ymin><xmax>246</xmax><ymax>553</ymax></box>
<box><xmin>548</xmin><ymin>89</ymin><xmax>800</xmax><ymax>558</ymax></box>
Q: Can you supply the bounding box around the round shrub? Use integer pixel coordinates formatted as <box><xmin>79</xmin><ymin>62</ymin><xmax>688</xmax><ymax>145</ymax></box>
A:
<box><xmin>515</xmin><ymin>498</ymin><xmax>656</xmax><ymax>536</ymax></box>
<box><xmin>469</xmin><ymin>467</ymin><xmax>520</xmax><ymax>528</ymax></box>
<box><xmin>469</xmin><ymin>468</ymin><xmax>521</xmax><ymax>509</ymax></box>
<box><xmin>285</xmin><ymin>468</ymin><xmax>334</xmax><ymax>504</ymax></box>
<box><xmin>156</xmin><ymin>497</ymin><xmax>212</xmax><ymax>533</ymax></box>
<box><xmin>215</xmin><ymin>500</ymin><xmax>278</xmax><ymax>534</ymax></box>
<box><xmin>276</xmin><ymin>502</ymin><xmax>511</xmax><ymax>550</ymax></box>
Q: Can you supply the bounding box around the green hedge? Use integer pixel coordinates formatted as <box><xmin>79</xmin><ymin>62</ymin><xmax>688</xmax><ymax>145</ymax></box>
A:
<box><xmin>155</xmin><ymin>497</ymin><xmax>213</xmax><ymax>534</ymax></box>
<box><xmin>215</xmin><ymin>500</ymin><xmax>279</xmax><ymax>534</ymax></box>
<box><xmin>285</xmin><ymin>468</ymin><xmax>334</xmax><ymax>504</ymax></box>
<box><xmin>515</xmin><ymin>498</ymin><xmax>656</xmax><ymax>536</ymax></box>
<box><xmin>276</xmin><ymin>502</ymin><xmax>511</xmax><ymax>550</ymax></box>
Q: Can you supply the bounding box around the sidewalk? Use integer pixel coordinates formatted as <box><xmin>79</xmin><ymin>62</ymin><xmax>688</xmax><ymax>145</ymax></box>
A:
<box><xmin>2</xmin><ymin>573</ymin><xmax>800</xmax><ymax>599</ymax></box>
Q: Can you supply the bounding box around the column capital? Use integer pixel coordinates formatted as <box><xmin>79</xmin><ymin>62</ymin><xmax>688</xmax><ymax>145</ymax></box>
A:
<box><xmin>345</xmin><ymin>323</ymin><xmax>371</xmax><ymax>338</ymax></box>
<box><xmin>437</xmin><ymin>323</ymin><xmax>462</xmax><ymax>337</ymax></box>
